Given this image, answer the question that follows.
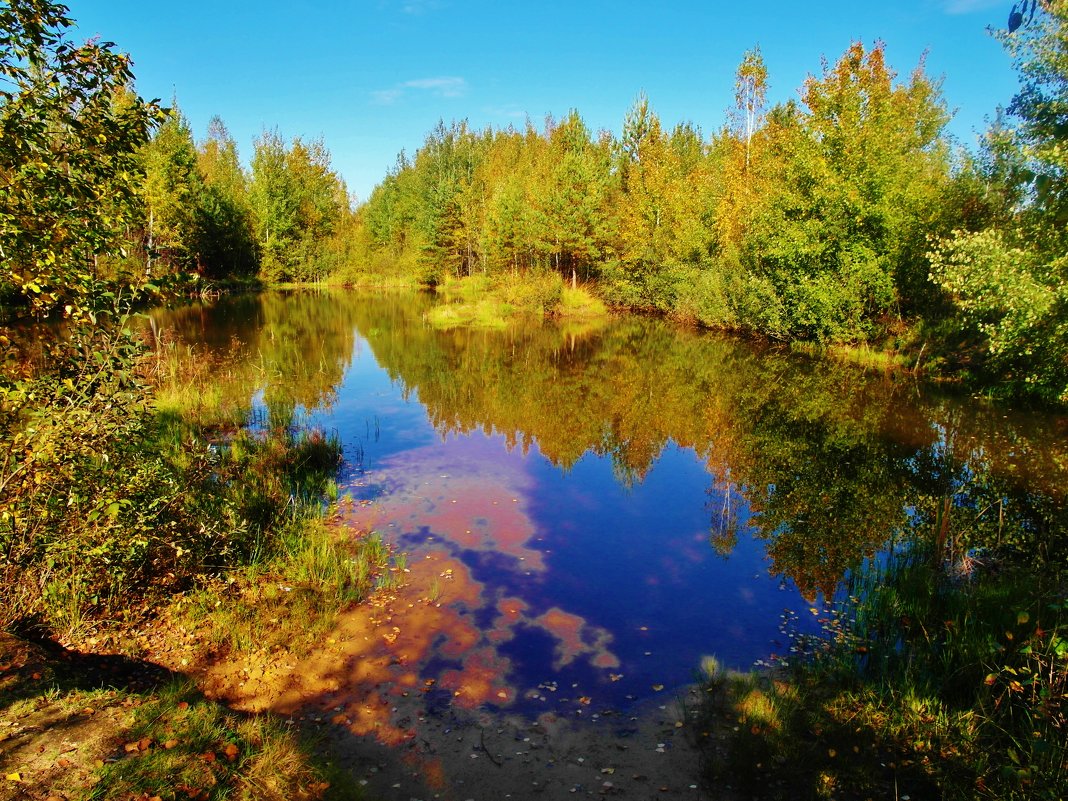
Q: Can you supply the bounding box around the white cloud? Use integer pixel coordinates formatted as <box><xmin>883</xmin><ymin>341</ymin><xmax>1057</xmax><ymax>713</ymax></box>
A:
<box><xmin>371</xmin><ymin>88</ymin><xmax>404</xmax><ymax>105</ymax></box>
<box><xmin>372</xmin><ymin>76</ymin><xmax>468</xmax><ymax>104</ymax></box>
<box><xmin>403</xmin><ymin>77</ymin><xmax>468</xmax><ymax>97</ymax></box>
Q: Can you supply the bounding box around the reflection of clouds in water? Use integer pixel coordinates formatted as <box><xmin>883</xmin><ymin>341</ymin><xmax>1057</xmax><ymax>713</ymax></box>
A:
<box><xmin>338</xmin><ymin>436</ymin><xmax>622</xmax><ymax>703</ymax></box>
<box><xmin>534</xmin><ymin>607</ymin><xmax>619</xmax><ymax>670</ymax></box>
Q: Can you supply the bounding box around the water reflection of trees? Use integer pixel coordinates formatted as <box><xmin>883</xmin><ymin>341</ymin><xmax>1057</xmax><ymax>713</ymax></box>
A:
<box><xmin>150</xmin><ymin>290</ymin><xmax>361</xmax><ymax>428</ymax></box>
<box><xmin>350</xmin><ymin>293</ymin><xmax>1068</xmax><ymax>596</ymax></box>
<box><xmin>157</xmin><ymin>290</ymin><xmax>1068</xmax><ymax>596</ymax></box>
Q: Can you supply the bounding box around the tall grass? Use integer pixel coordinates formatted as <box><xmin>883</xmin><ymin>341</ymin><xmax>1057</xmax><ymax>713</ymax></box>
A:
<box><xmin>558</xmin><ymin>284</ymin><xmax>608</xmax><ymax>317</ymax></box>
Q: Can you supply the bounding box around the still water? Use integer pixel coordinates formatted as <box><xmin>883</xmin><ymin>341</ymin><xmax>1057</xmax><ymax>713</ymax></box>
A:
<box><xmin>153</xmin><ymin>289</ymin><xmax>1068</xmax><ymax>715</ymax></box>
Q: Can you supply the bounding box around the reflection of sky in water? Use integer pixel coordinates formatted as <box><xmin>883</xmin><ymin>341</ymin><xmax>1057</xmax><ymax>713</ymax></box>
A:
<box><xmin>307</xmin><ymin>335</ymin><xmax>820</xmax><ymax>715</ymax></box>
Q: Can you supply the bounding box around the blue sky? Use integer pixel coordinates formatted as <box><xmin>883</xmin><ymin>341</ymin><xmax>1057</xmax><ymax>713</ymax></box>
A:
<box><xmin>73</xmin><ymin>0</ymin><xmax>1019</xmax><ymax>202</ymax></box>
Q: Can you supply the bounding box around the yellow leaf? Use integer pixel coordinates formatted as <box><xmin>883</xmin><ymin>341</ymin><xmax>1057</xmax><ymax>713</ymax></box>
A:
<box><xmin>5</xmin><ymin>773</ymin><xmax>21</xmax><ymax>782</ymax></box>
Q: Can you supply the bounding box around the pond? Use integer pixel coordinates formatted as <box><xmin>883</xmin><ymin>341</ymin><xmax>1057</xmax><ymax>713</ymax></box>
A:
<box><xmin>152</xmin><ymin>289</ymin><xmax>1068</xmax><ymax>717</ymax></box>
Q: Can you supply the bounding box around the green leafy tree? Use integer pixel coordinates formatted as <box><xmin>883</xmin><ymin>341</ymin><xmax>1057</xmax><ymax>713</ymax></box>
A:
<box><xmin>533</xmin><ymin>111</ymin><xmax>614</xmax><ymax>287</ymax></box>
<box><xmin>285</xmin><ymin>137</ymin><xmax>347</xmax><ymax>281</ymax></box>
<box><xmin>480</xmin><ymin>130</ymin><xmax>531</xmax><ymax>275</ymax></box>
<box><xmin>931</xmin><ymin>5</ymin><xmax>1068</xmax><ymax>403</ymax></box>
<box><xmin>733</xmin><ymin>46</ymin><xmax>768</xmax><ymax>172</ymax></box>
<box><xmin>141</xmin><ymin>107</ymin><xmax>203</xmax><ymax>274</ymax></box>
<box><xmin>0</xmin><ymin>0</ymin><xmax>162</xmax><ymax>314</ymax></box>
<box><xmin>745</xmin><ymin>42</ymin><xmax>951</xmax><ymax>340</ymax></box>
<box><xmin>249</xmin><ymin>128</ymin><xmax>299</xmax><ymax>281</ymax></box>
<box><xmin>1003</xmin><ymin>1</ymin><xmax>1068</xmax><ymax>225</ymax></box>
<box><xmin>196</xmin><ymin>115</ymin><xmax>257</xmax><ymax>278</ymax></box>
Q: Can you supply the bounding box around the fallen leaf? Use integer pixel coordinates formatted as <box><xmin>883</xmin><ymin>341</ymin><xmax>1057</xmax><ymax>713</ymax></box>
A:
<box><xmin>163</xmin><ymin>739</ymin><xmax>179</xmax><ymax>750</ymax></box>
<box><xmin>5</xmin><ymin>772</ymin><xmax>21</xmax><ymax>782</ymax></box>
<box><xmin>138</xmin><ymin>737</ymin><xmax>152</xmax><ymax>751</ymax></box>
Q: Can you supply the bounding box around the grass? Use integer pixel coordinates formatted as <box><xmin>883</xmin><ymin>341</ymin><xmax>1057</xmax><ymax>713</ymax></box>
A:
<box><xmin>424</xmin><ymin>271</ymin><xmax>610</xmax><ymax>329</ymax></box>
<box><xmin>0</xmin><ymin>314</ymin><xmax>397</xmax><ymax>798</ymax></box>
<box><xmin>148</xmin><ymin>332</ymin><xmax>254</xmax><ymax>431</ymax></box>
<box><xmin>558</xmin><ymin>284</ymin><xmax>609</xmax><ymax>318</ymax></box>
<box><xmin>695</xmin><ymin>540</ymin><xmax>1068</xmax><ymax>800</ymax></box>
<box><xmin>86</xmin><ymin>680</ymin><xmax>340</xmax><ymax>801</ymax></box>
<box><xmin>0</xmin><ymin>635</ymin><xmax>361</xmax><ymax>801</ymax></box>
<box><xmin>827</xmin><ymin>342</ymin><xmax>912</xmax><ymax>371</ymax></box>
<box><xmin>2</xmin><ymin>307</ymin><xmax>399</xmax><ymax>671</ymax></box>
<box><xmin>172</xmin><ymin>510</ymin><xmax>396</xmax><ymax>659</ymax></box>
<box><xmin>425</xmin><ymin>298</ymin><xmax>514</xmax><ymax>330</ymax></box>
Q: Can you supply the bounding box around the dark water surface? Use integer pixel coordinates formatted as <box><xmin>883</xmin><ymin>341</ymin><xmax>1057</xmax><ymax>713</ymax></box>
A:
<box><xmin>152</xmin><ymin>289</ymin><xmax>1068</xmax><ymax>715</ymax></box>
